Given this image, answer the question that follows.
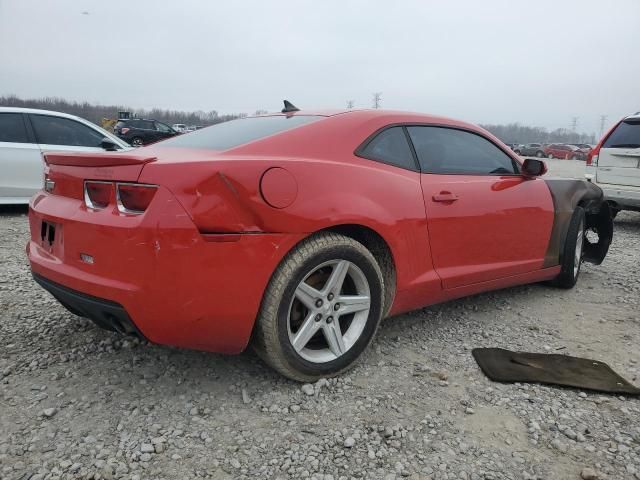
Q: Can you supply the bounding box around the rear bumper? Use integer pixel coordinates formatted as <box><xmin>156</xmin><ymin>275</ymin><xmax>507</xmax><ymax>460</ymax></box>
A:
<box><xmin>585</xmin><ymin>177</ymin><xmax>640</xmax><ymax>209</ymax></box>
<box><xmin>27</xmin><ymin>190</ymin><xmax>305</xmax><ymax>354</ymax></box>
<box><xmin>33</xmin><ymin>273</ymin><xmax>144</xmax><ymax>337</ymax></box>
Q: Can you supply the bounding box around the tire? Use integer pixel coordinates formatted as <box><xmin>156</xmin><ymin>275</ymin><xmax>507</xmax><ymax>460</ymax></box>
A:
<box><xmin>514</xmin><ymin>150</ymin><xmax>521</xmax><ymax>155</ymax></box>
<box><xmin>547</xmin><ymin>153</ymin><xmax>554</xmax><ymax>159</ymax></box>
<box><xmin>131</xmin><ymin>137</ymin><xmax>144</xmax><ymax>147</ymax></box>
<box><xmin>552</xmin><ymin>206</ymin><xmax>585</xmax><ymax>289</ymax></box>
<box><xmin>252</xmin><ymin>232</ymin><xmax>384</xmax><ymax>382</ymax></box>
<box><xmin>536</xmin><ymin>151</ymin><xmax>544</xmax><ymax>158</ymax></box>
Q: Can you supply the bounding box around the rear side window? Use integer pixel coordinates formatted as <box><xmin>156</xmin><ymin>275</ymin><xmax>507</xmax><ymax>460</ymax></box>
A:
<box><xmin>0</xmin><ymin>113</ymin><xmax>30</xmax><ymax>143</ymax></box>
<box><xmin>31</xmin><ymin>115</ymin><xmax>105</xmax><ymax>147</ymax></box>
<box><xmin>408</xmin><ymin>126</ymin><xmax>518</xmax><ymax>175</ymax></box>
<box><xmin>358</xmin><ymin>127</ymin><xmax>416</xmax><ymax>171</ymax></box>
<box><xmin>603</xmin><ymin>119</ymin><xmax>640</xmax><ymax>148</ymax></box>
<box><xmin>161</xmin><ymin>115</ymin><xmax>322</xmax><ymax>150</ymax></box>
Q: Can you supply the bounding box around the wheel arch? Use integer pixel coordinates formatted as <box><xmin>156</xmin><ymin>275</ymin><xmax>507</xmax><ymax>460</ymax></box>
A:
<box><xmin>319</xmin><ymin>223</ymin><xmax>397</xmax><ymax>318</ymax></box>
<box><xmin>543</xmin><ymin>179</ymin><xmax>613</xmax><ymax>267</ymax></box>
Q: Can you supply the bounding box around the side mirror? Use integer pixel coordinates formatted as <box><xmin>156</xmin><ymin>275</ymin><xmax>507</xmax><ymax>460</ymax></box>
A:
<box><xmin>522</xmin><ymin>158</ymin><xmax>547</xmax><ymax>177</ymax></box>
<box><xmin>101</xmin><ymin>137</ymin><xmax>119</xmax><ymax>151</ymax></box>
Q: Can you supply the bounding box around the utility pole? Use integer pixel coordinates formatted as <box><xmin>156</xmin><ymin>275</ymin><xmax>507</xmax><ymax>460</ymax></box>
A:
<box><xmin>372</xmin><ymin>92</ymin><xmax>382</xmax><ymax>109</ymax></box>
<box><xmin>346</xmin><ymin>100</ymin><xmax>354</xmax><ymax>110</ymax></box>
<box><xmin>599</xmin><ymin>115</ymin><xmax>607</xmax><ymax>138</ymax></box>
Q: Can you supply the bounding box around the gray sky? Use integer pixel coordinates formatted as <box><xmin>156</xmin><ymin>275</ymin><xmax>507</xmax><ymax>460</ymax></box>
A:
<box><xmin>1</xmin><ymin>0</ymin><xmax>639</xmax><ymax>135</ymax></box>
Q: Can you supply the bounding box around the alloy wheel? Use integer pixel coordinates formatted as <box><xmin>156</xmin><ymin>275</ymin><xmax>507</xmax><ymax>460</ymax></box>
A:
<box><xmin>287</xmin><ymin>259</ymin><xmax>371</xmax><ymax>363</ymax></box>
<box><xmin>574</xmin><ymin>220</ymin><xmax>584</xmax><ymax>277</ymax></box>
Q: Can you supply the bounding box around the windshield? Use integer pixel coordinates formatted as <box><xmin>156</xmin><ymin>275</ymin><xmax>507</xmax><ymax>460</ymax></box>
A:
<box><xmin>160</xmin><ymin>115</ymin><xmax>323</xmax><ymax>150</ymax></box>
<box><xmin>603</xmin><ymin>120</ymin><xmax>640</xmax><ymax>148</ymax></box>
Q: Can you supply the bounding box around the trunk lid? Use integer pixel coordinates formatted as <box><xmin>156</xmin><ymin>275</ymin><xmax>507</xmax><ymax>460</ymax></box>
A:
<box><xmin>596</xmin><ymin>117</ymin><xmax>640</xmax><ymax>187</ymax></box>
<box><xmin>44</xmin><ymin>152</ymin><xmax>156</xmax><ymax>200</ymax></box>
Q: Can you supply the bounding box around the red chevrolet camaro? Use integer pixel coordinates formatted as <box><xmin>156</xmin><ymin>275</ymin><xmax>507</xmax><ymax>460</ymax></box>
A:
<box><xmin>27</xmin><ymin>103</ymin><xmax>613</xmax><ymax>381</ymax></box>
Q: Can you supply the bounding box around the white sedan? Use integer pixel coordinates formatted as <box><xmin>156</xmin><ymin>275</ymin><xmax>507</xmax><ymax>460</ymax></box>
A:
<box><xmin>0</xmin><ymin>107</ymin><xmax>130</xmax><ymax>204</ymax></box>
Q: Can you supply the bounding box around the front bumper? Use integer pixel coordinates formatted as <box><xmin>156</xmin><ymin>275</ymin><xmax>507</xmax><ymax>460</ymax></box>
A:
<box><xmin>27</xmin><ymin>189</ymin><xmax>305</xmax><ymax>354</ymax></box>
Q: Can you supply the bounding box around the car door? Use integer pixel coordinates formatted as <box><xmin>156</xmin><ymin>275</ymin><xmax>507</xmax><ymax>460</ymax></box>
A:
<box><xmin>596</xmin><ymin>117</ymin><xmax>640</xmax><ymax>187</ymax></box>
<box><xmin>29</xmin><ymin>114</ymin><xmax>108</xmax><ymax>155</ymax></box>
<box><xmin>0</xmin><ymin>112</ymin><xmax>44</xmax><ymax>201</ymax></box>
<box><xmin>407</xmin><ymin>126</ymin><xmax>555</xmax><ymax>289</ymax></box>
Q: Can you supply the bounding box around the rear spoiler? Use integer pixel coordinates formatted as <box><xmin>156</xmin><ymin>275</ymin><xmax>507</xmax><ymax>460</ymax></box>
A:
<box><xmin>44</xmin><ymin>152</ymin><xmax>157</xmax><ymax>167</ymax></box>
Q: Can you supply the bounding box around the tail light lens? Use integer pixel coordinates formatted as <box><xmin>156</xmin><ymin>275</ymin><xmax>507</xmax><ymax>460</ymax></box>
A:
<box><xmin>120</xmin><ymin>127</ymin><xmax>130</xmax><ymax>134</ymax></box>
<box><xmin>586</xmin><ymin>148</ymin><xmax>598</xmax><ymax>166</ymax></box>
<box><xmin>84</xmin><ymin>181</ymin><xmax>112</xmax><ymax>209</ymax></box>
<box><xmin>116</xmin><ymin>183</ymin><xmax>157</xmax><ymax>214</ymax></box>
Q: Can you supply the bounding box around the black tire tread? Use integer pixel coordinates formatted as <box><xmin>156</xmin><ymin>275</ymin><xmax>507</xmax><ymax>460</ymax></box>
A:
<box><xmin>552</xmin><ymin>206</ymin><xmax>585</xmax><ymax>289</ymax></box>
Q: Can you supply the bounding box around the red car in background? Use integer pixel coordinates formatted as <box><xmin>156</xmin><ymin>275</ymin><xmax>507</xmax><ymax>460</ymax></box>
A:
<box><xmin>26</xmin><ymin>104</ymin><xmax>613</xmax><ymax>381</ymax></box>
<box><xmin>544</xmin><ymin>143</ymin><xmax>583</xmax><ymax>160</ymax></box>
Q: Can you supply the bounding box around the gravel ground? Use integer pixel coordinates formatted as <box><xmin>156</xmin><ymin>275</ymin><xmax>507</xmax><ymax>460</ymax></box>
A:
<box><xmin>1</xmin><ymin>161</ymin><xmax>639</xmax><ymax>480</ymax></box>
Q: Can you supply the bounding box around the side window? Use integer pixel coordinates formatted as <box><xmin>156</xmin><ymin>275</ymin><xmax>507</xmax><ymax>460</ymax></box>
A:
<box><xmin>31</xmin><ymin>115</ymin><xmax>104</xmax><ymax>147</ymax></box>
<box><xmin>0</xmin><ymin>113</ymin><xmax>30</xmax><ymax>143</ymax></box>
<box><xmin>407</xmin><ymin>126</ymin><xmax>518</xmax><ymax>175</ymax></box>
<box><xmin>155</xmin><ymin>122</ymin><xmax>171</xmax><ymax>132</ymax></box>
<box><xmin>358</xmin><ymin>127</ymin><xmax>416</xmax><ymax>171</ymax></box>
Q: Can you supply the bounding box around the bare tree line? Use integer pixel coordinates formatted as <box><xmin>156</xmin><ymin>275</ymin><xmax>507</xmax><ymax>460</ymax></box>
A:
<box><xmin>0</xmin><ymin>95</ymin><xmax>245</xmax><ymax>127</ymax></box>
<box><xmin>1</xmin><ymin>95</ymin><xmax>597</xmax><ymax>145</ymax></box>
<box><xmin>480</xmin><ymin>122</ymin><xmax>596</xmax><ymax>145</ymax></box>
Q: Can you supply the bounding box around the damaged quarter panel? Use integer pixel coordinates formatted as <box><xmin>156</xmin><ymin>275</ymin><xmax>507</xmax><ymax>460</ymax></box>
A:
<box><xmin>543</xmin><ymin>178</ymin><xmax>613</xmax><ymax>266</ymax></box>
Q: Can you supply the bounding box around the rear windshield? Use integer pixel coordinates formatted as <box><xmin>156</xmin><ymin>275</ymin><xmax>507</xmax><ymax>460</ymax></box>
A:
<box><xmin>603</xmin><ymin>119</ymin><xmax>640</xmax><ymax>148</ymax></box>
<box><xmin>160</xmin><ymin>115</ymin><xmax>322</xmax><ymax>150</ymax></box>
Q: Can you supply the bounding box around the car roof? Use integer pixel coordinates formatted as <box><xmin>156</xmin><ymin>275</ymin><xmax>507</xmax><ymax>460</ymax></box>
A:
<box><xmin>255</xmin><ymin>108</ymin><xmax>482</xmax><ymax>130</ymax></box>
<box><xmin>625</xmin><ymin>111</ymin><xmax>640</xmax><ymax>120</ymax></box>
<box><xmin>0</xmin><ymin>106</ymin><xmax>93</xmax><ymax>122</ymax></box>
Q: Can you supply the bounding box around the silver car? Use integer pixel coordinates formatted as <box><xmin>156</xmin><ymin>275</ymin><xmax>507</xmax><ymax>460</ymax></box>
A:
<box><xmin>0</xmin><ymin>107</ymin><xmax>129</xmax><ymax>204</ymax></box>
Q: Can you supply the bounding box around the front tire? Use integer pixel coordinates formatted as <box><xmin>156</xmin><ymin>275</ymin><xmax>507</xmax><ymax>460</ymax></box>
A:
<box><xmin>131</xmin><ymin>137</ymin><xmax>144</xmax><ymax>147</ymax></box>
<box><xmin>552</xmin><ymin>207</ymin><xmax>585</xmax><ymax>288</ymax></box>
<box><xmin>252</xmin><ymin>232</ymin><xmax>384</xmax><ymax>382</ymax></box>
<box><xmin>536</xmin><ymin>151</ymin><xmax>544</xmax><ymax>158</ymax></box>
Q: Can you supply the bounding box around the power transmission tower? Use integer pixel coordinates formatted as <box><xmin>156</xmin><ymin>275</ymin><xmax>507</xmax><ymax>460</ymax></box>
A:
<box><xmin>346</xmin><ymin>100</ymin><xmax>354</xmax><ymax>110</ymax></box>
<box><xmin>570</xmin><ymin>117</ymin><xmax>578</xmax><ymax>131</ymax></box>
<box><xmin>599</xmin><ymin>115</ymin><xmax>607</xmax><ymax>138</ymax></box>
<box><xmin>372</xmin><ymin>92</ymin><xmax>382</xmax><ymax>109</ymax></box>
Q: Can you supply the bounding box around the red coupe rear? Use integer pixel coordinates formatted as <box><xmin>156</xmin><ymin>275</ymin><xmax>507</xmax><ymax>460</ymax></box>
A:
<box><xmin>27</xmin><ymin>106</ymin><xmax>612</xmax><ymax>381</ymax></box>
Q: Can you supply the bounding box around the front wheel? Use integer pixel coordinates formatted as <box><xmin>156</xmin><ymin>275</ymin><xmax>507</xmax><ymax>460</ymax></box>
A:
<box><xmin>552</xmin><ymin>207</ymin><xmax>585</xmax><ymax>288</ymax></box>
<box><xmin>252</xmin><ymin>233</ymin><xmax>384</xmax><ymax>382</ymax></box>
<box><xmin>536</xmin><ymin>151</ymin><xmax>544</xmax><ymax>158</ymax></box>
<box><xmin>131</xmin><ymin>137</ymin><xmax>144</xmax><ymax>147</ymax></box>
<box><xmin>547</xmin><ymin>153</ymin><xmax>554</xmax><ymax>159</ymax></box>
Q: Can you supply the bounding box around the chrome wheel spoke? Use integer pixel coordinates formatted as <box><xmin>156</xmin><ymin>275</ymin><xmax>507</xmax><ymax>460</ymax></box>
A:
<box><xmin>322</xmin><ymin>260</ymin><xmax>349</xmax><ymax>295</ymax></box>
<box><xmin>323</xmin><ymin>320</ymin><xmax>346</xmax><ymax>357</ymax></box>
<box><xmin>336</xmin><ymin>295</ymin><xmax>371</xmax><ymax>316</ymax></box>
<box><xmin>295</xmin><ymin>282</ymin><xmax>322</xmax><ymax>310</ymax></box>
<box><xmin>291</xmin><ymin>312</ymin><xmax>320</xmax><ymax>352</ymax></box>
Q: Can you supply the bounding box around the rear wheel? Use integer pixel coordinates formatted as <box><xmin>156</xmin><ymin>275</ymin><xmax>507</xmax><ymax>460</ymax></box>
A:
<box><xmin>131</xmin><ymin>137</ymin><xmax>144</xmax><ymax>147</ymax></box>
<box><xmin>547</xmin><ymin>153</ymin><xmax>554</xmax><ymax>159</ymax></box>
<box><xmin>552</xmin><ymin>207</ymin><xmax>585</xmax><ymax>289</ymax></box>
<box><xmin>536</xmin><ymin>151</ymin><xmax>544</xmax><ymax>158</ymax></box>
<box><xmin>252</xmin><ymin>232</ymin><xmax>384</xmax><ymax>382</ymax></box>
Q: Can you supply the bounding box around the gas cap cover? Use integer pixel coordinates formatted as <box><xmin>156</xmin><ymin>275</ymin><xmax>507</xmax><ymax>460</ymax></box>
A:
<box><xmin>260</xmin><ymin>167</ymin><xmax>297</xmax><ymax>209</ymax></box>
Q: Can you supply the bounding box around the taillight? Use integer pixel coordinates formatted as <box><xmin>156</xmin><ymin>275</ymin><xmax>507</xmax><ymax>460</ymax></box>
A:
<box><xmin>84</xmin><ymin>181</ymin><xmax>112</xmax><ymax>209</ymax></box>
<box><xmin>586</xmin><ymin>147</ymin><xmax>598</xmax><ymax>166</ymax></box>
<box><xmin>120</xmin><ymin>127</ymin><xmax>130</xmax><ymax>134</ymax></box>
<box><xmin>116</xmin><ymin>183</ymin><xmax>157</xmax><ymax>214</ymax></box>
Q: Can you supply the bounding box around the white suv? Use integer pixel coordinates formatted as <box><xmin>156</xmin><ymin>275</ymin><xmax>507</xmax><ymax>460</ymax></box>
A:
<box><xmin>585</xmin><ymin>112</ymin><xmax>640</xmax><ymax>217</ymax></box>
<box><xmin>0</xmin><ymin>107</ymin><xmax>129</xmax><ymax>204</ymax></box>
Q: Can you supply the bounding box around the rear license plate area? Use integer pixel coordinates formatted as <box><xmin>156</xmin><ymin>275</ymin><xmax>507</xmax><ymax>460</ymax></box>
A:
<box><xmin>40</xmin><ymin>220</ymin><xmax>61</xmax><ymax>251</ymax></box>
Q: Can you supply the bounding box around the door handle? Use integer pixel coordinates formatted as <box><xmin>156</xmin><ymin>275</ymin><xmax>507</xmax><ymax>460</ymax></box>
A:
<box><xmin>432</xmin><ymin>192</ymin><xmax>458</xmax><ymax>202</ymax></box>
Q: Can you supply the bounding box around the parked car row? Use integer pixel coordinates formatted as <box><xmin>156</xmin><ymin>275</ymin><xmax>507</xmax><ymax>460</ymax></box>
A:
<box><xmin>507</xmin><ymin>142</ymin><xmax>593</xmax><ymax>160</ymax></box>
